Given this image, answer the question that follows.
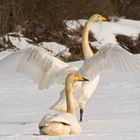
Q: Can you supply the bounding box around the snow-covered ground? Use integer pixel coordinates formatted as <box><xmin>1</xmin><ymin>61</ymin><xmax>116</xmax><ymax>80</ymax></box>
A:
<box><xmin>0</xmin><ymin>59</ymin><xmax>140</xmax><ymax>140</ymax></box>
<box><xmin>0</xmin><ymin>18</ymin><xmax>140</xmax><ymax>140</ymax></box>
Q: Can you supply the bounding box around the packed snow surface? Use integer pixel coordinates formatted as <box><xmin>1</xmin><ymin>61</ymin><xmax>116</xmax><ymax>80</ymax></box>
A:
<box><xmin>0</xmin><ymin>59</ymin><xmax>140</xmax><ymax>140</ymax></box>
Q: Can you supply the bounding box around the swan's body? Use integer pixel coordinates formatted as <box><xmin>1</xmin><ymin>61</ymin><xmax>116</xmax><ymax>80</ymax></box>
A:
<box><xmin>39</xmin><ymin>73</ymin><xmax>88</xmax><ymax>135</ymax></box>
<box><xmin>39</xmin><ymin>112</ymin><xmax>81</xmax><ymax>135</ymax></box>
<box><xmin>0</xmin><ymin>14</ymin><xmax>140</xmax><ymax>122</ymax></box>
<box><xmin>51</xmin><ymin>14</ymin><xmax>106</xmax><ymax>121</ymax></box>
<box><xmin>51</xmin><ymin>74</ymin><xmax>100</xmax><ymax>120</ymax></box>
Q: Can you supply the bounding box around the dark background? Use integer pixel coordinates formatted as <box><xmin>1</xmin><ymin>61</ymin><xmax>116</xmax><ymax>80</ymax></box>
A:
<box><xmin>0</xmin><ymin>0</ymin><xmax>140</xmax><ymax>61</ymax></box>
<box><xmin>0</xmin><ymin>0</ymin><xmax>140</xmax><ymax>39</ymax></box>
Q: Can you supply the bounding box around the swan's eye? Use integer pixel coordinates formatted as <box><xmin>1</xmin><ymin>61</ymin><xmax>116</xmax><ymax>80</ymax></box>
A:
<box><xmin>75</xmin><ymin>75</ymin><xmax>79</xmax><ymax>79</ymax></box>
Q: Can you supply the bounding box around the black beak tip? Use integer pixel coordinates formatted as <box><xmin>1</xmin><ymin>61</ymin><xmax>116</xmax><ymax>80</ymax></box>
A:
<box><xmin>84</xmin><ymin>78</ymin><xmax>89</xmax><ymax>81</ymax></box>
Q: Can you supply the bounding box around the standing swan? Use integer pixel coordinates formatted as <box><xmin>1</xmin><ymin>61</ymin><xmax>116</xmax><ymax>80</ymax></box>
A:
<box><xmin>39</xmin><ymin>73</ymin><xmax>88</xmax><ymax>136</ymax></box>
<box><xmin>78</xmin><ymin>14</ymin><xmax>107</xmax><ymax>121</ymax></box>
<box><xmin>51</xmin><ymin>14</ymin><xmax>107</xmax><ymax>121</ymax></box>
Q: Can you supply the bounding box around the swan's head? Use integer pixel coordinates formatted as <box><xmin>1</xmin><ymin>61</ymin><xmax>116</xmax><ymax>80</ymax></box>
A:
<box><xmin>67</xmin><ymin>73</ymin><xmax>89</xmax><ymax>84</ymax></box>
<box><xmin>89</xmin><ymin>14</ymin><xmax>107</xmax><ymax>22</ymax></box>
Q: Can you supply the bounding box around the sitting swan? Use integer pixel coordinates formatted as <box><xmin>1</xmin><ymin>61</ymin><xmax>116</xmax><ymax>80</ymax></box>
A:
<box><xmin>0</xmin><ymin>14</ymin><xmax>140</xmax><ymax>122</ymax></box>
<box><xmin>39</xmin><ymin>73</ymin><xmax>88</xmax><ymax>135</ymax></box>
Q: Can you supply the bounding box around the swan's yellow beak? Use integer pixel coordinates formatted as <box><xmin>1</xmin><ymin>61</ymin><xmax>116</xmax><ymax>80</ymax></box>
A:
<box><xmin>77</xmin><ymin>74</ymin><xmax>89</xmax><ymax>81</ymax></box>
<box><xmin>99</xmin><ymin>16</ymin><xmax>107</xmax><ymax>21</ymax></box>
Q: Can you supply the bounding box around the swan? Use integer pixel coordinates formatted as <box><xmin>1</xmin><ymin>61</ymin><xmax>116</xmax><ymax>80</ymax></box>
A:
<box><xmin>0</xmin><ymin>14</ymin><xmax>140</xmax><ymax>122</ymax></box>
<box><xmin>50</xmin><ymin>14</ymin><xmax>107</xmax><ymax>121</ymax></box>
<box><xmin>39</xmin><ymin>73</ymin><xmax>88</xmax><ymax>135</ymax></box>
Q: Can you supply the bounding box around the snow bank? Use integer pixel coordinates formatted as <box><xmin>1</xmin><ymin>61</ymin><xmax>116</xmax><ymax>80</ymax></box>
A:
<box><xmin>41</xmin><ymin>42</ymin><xmax>66</xmax><ymax>56</ymax></box>
<box><xmin>66</xmin><ymin>18</ymin><xmax>140</xmax><ymax>48</ymax></box>
<box><xmin>1</xmin><ymin>18</ymin><xmax>140</xmax><ymax>60</ymax></box>
<box><xmin>0</xmin><ymin>35</ymin><xmax>67</xmax><ymax>59</ymax></box>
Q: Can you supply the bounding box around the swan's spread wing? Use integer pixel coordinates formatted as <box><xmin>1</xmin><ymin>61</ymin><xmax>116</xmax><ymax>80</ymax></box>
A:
<box><xmin>0</xmin><ymin>47</ymin><xmax>77</xmax><ymax>89</ymax></box>
<box><xmin>0</xmin><ymin>49</ymin><xmax>29</xmax><ymax>72</ymax></box>
<box><xmin>80</xmin><ymin>43</ymin><xmax>140</xmax><ymax>79</ymax></box>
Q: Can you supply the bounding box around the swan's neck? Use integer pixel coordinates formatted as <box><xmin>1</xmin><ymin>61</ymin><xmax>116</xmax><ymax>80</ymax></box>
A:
<box><xmin>82</xmin><ymin>21</ymin><xmax>93</xmax><ymax>59</ymax></box>
<box><xmin>65</xmin><ymin>80</ymin><xmax>75</xmax><ymax>115</ymax></box>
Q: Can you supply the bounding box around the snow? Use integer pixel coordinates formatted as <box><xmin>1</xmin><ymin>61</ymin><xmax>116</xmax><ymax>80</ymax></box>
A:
<box><xmin>119</xmin><ymin>19</ymin><xmax>140</xmax><ymax>29</ymax></box>
<box><xmin>66</xmin><ymin>18</ymin><xmax>140</xmax><ymax>48</ymax></box>
<box><xmin>0</xmin><ymin>18</ymin><xmax>140</xmax><ymax>140</ymax></box>
<box><xmin>0</xmin><ymin>34</ymin><xmax>67</xmax><ymax>58</ymax></box>
<box><xmin>1</xmin><ymin>18</ymin><xmax>140</xmax><ymax>59</ymax></box>
<box><xmin>9</xmin><ymin>36</ymin><xmax>34</xmax><ymax>50</ymax></box>
<box><xmin>0</xmin><ymin>59</ymin><xmax>140</xmax><ymax>140</ymax></box>
<box><xmin>41</xmin><ymin>42</ymin><xmax>67</xmax><ymax>56</ymax></box>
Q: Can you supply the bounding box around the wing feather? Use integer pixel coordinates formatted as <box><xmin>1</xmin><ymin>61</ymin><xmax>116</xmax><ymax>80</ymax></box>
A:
<box><xmin>0</xmin><ymin>47</ymin><xmax>78</xmax><ymax>89</ymax></box>
<box><xmin>79</xmin><ymin>43</ymin><xmax>140</xmax><ymax>79</ymax></box>
<box><xmin>0</xmin><ymin>49</ymin><xmax>29</xmax><ymax>72</ymax></box>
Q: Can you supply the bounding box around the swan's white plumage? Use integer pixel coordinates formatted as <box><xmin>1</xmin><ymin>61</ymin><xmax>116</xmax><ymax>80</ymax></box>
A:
<box><xmin>77</xmin><ymin>75</ymin><xmax>100</xmax><ymax>108</ymax></box>
<box><xmin>0</xmin><ymin>47</ymin><xmax>77</xmax><ymax>89</ymax></box>
<box><xmin>0</xmin><ymin>49</ymin><xmax>29</xmax><ymax>72</ymax></box>
<box><xmin>1</xmin><ymin>44</ymin><xmax>140</xmax><ymax>113</ymax></box>
<box><xmin>50</xmin><ymin>75</ymin><xmax>100</xmax><ymax>111</ymax></box>
<box><xmin>50</xmin><ymin>84</ymin><xmax>81</xmax><ymax>112</ymax></box>
<box><xmin>79</xmin><ymin>43</ymin><xmax>140</xmax><ymax>80</ymax></box>
<box><xmin>51</xmin><ymin>43</ymin><xmax>140</xmax><ymax>112</ymax></box>
<box><xmin>39</xmin><ymin>112</ymin><xmax>81</xmax><ymax>135</ymax></box>
<box><xmin>39</xmin><ymin>73</ymin><xmax>85</xmax><ymax>136</ymax></box>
